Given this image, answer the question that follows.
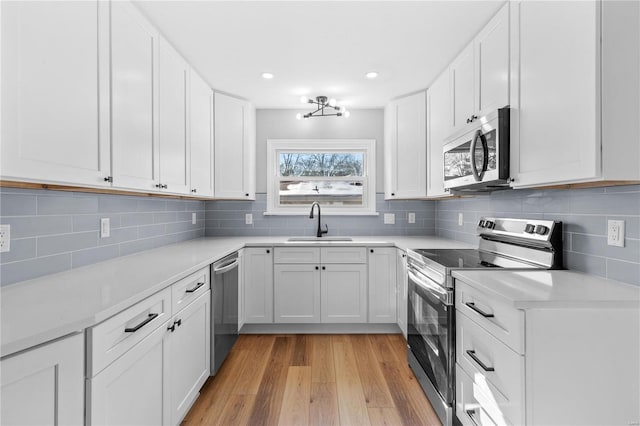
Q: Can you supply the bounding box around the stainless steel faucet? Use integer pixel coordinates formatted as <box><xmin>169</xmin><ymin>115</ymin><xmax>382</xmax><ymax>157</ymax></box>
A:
<box><xmin>309</xmin><ymin>201</ymin><xmax>328</xmax><ymax>238</ymax></box>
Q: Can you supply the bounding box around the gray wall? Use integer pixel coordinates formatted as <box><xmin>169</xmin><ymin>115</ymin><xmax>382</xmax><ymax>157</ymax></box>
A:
<box><xmin>205</xmin><ymin>193</ymin><xmax>435</xmax><ymax>237</ymax></box>
<box><xmin>435</xmin><ymin>185</ymin><xmax>640</xmax><ymax>286</ymax></box>
<box><xmin>0</xmin><ymin>188</ymin><xmax>205</xmax><ymax>286</ymax></box>
<box><xmin>256</xmin><ymin>109</ymin><xmax>385</xmax><ymax>192</ymax></box>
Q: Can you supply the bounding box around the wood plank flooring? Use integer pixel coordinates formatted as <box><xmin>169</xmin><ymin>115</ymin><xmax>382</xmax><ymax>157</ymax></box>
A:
<box><xmin>182</xmin><ymin>334</ymin><xmax>441</xmax><ymax>426</ymax></box>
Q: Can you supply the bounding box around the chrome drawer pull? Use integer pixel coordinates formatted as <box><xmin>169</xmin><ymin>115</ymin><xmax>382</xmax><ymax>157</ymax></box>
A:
<box><xmin>124</xmin><ymin>313</ymin><xmax>159</xmax><ymax>333</ymax></box>
<box><xmin>185</xmin><ymin>281</ymin><xmax>205</xmax><ymax>293</ymax></box>
<box><xmin>466</xmin><ymin>350</ymin><xmax>495</xmax><ymax>372</ymax></box>
<box><xmin>466</xmin><ymin>409</ymin><xmax>480</xmax><ymax>426</ymax></box>
<box><xmin>465</xmin><ymin>302</ymin><xmax>494</xmax><ymax>318</ymax></box>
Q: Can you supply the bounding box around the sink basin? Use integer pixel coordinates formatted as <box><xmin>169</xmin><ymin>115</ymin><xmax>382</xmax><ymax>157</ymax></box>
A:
<box><xmin>286</xmin><ymin>236</ymin><xmax>353</xmax><ymax>242</ymax></box>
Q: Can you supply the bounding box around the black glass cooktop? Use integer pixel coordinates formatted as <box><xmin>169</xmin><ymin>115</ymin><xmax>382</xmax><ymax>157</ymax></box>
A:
<box><xmin>411</xmin><ymin>249</ymin><xmax>501</xmax><ymax>269</ymax></box>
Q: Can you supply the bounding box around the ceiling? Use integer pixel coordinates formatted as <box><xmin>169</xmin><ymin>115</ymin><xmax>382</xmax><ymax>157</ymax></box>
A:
<box><xmin>133</xmin><ymin>1</ymin><xmax>505</xmax><ymax>109</ymax></box>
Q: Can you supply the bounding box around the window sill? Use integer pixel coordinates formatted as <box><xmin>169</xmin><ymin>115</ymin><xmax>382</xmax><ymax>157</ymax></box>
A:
<box><xmin>263</xmin><ymin>211</ymin><xmax>380</xmax><ymax>216</ymax></box>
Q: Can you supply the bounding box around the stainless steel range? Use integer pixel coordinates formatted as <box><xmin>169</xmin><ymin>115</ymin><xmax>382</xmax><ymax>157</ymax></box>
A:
<box><xmin>406</xmin><ymin>217</ymin><xmax>563</xmax><ymax>426</ymax></box>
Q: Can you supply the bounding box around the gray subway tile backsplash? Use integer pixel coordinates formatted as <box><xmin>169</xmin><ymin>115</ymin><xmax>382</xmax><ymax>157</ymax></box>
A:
<box><xmin>0</xmin><ymin>188</ymin><xmax>205</xmax><ymax>286</ymax></box>
<box><xmin>2</xmin><ymin>184</ymin><xmax>639</xmax><ymax>287</ymax></box>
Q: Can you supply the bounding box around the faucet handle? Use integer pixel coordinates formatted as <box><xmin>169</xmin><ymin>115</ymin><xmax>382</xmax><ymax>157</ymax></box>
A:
<box><xmin>321</xmin><ymin>224</ymin><xmax>329</xmax><ymax>235</ymax></box>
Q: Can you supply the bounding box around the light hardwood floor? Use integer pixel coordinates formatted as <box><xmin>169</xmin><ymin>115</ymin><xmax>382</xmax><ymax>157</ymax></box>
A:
<box><xmin>182</xmin><ymin>334</ymin><xmax>442</xmax><ymax>426</ymax></box>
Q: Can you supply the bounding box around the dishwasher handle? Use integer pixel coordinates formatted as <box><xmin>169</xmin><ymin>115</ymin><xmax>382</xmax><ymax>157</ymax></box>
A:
<box><xmin>213</xmin><ymin>258</ymin><xmax>239</xmax><ymax>275</ymax></box>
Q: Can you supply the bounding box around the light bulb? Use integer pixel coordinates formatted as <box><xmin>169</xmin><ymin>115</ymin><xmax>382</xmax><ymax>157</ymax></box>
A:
<box><xmin>344</xmin><ymin>110</ymin><xmax>351</xmax><ymax>118</ymax></box>
<box><xmin>300</xmin><ymin>96</ymin><xmax>308</xmax><ymax>104</ymax></box>
<box><xmin>328</xmin><ymin>98</ymin><xmax>337</xmax><ymax>107</ymax></box>
<box><xmin>296</xmin><ymin>113</ymin><xmax>302</xmax><ymax>120</ymax></box>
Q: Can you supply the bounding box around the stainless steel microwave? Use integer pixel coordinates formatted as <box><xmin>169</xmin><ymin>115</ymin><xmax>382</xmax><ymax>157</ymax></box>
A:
<box><xmin>442</xmin><ymin>107</ymin><xmax>510</xmax><ymax>193</ymax></box>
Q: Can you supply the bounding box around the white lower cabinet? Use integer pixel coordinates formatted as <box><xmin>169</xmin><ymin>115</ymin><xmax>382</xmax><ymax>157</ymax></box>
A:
<box><xmin>321</xmin><ymin>264</ymin><xmax>367</xmax><ymax>323</ymax></box>
<box><xmin>87</xmin><ymin>267</ymin><xmax>211</xmax><ymax>426</ymax></box>
<box><xmin>455</xmin><ymin>279</ymin><xmax>640</xmax><ymax>425</ymax></box>
<box><xmin>165</xmin><ymin>291</ymin><xmax>211</xmax><ymax>426</ymax></box>
<box><xmin>274</xmin><ymin>264</ymin><xmax>321</xmax><ymax>323</ymax></box>
<box><xmin>368</xmin><ymin>247</ymin><xmax>397</xmax><ymax>323</ymax></box>
<box><xmin>0</xmin><ymin>333</ymin><xmax>84</xmax><ymax>426</ymax></box>
<box><xmin>396</xmin><ymin>249</ymin><xmax>408</xmax><ymax>338</ymax></box>
<box><xmin>243</xmin><ymin>247</ymin><xmax>274</xmax><ymax>324</ymax></box>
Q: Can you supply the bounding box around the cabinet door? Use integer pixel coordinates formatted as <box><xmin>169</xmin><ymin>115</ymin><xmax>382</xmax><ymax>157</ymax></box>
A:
<box><xmin>450</xmin><ymin>43</ymin><xmax>475</xmax><ymax>134</ymax></box>
<box><xmin>1</xmin><ymin>1</ymin><xmax>110</xmax><ymax>187</ymax></box>
<box><xmin>474</xmin><ymin>2</ymin><xmax>510</xmax><ymax>117</ymax></box>
<box><xmin>383</xmin><ymin>102</ymin><xmax>398</xmax><ymax>198</ymax></box>
<box><xmin>244</xmin><ymin>248</ymin><xmax>274</xmax><ymax>323</ymax></box>
<box><xmin>426</xmin><ymin>69</ymin><xmax>452</xmax><ymax>198</ymax></box>
<box><xmin>158</xmin><ymin>39</ymin><xmax>190</xmax><ymax>195</ymax></box>
<box><xmin>385</xmin><ymin>92</ymin><xmax>427</xmax><ymax>199</ymax></box>
<box><xmin>274</xmin><ymin>264</ymin><xmax>320</xmax><ymax>323</ymax></box>
<box><xmin>510</xmin><ymin>0</ymin><xmax>599</xmax><ymax>187</ymax></box>
<box><xmin>214</xmin><ymin>93</ymin><xmax>254</xmax><ymax>199</ymax></box>
<box><xmin>189</xmin><ymin>70</ymin><xmax>214</xmax><ymax>197</ymax></box>
<box><xmin>243</xmin><ymin>103</ymin><xmax>257</xmax><ymax>199</ymax></box>
<box><xmin>368</xmin><ymin>248</ymin><xmax>397</xmax><ymax>323</ymax></box>
<box><xmin>110</xmin><ymin>1</ymin><xmax>160</xmax><ymax>191</ymax></box>
<box><xmin>166</xmin><ymin>291</ymin><xmax>211</xmax><ymax>426</ymax></box>
<box><xmin>1</xmin><ymin>333</ymin><xmax>84</xmax><ymax>426</ymax></box>
<box><xmin>88</xmin><ymin>323</ymin><xmax>167</xmax><ymax>425</ymax></box>
<box><xmin>321</xmin><ymin>264</ymin><xmax>367</xmax><ymax>323</ymax></box>
<box><xmin>396</xmin><ymin>250</ymin><xmax>408</xmax><ymax>338</ymax></box>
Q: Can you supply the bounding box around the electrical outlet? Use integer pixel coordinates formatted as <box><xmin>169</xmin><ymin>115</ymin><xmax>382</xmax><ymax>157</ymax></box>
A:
<box><xmin>458</xmin><ymin>213</ymin><xmax>464</xmax><ymax>226</ymax></box>
<box><xmin>607</xmin><ymin>220</ymin><xmax>625</xmax><ymax>247</ymax></box>
<box><xmin>0</xmin><ymin>225</ymin><xmax>10</xmax><ymax>253</ymax></box>
<box><xmin>384</xmin><ymin>213</ymin><xmax>395</xmax><ymax>225</ymax></box>
<box><xmin>245</xmin><ymin>213</ymin><xmax>253</xmax><ymax>225</ymax></box>
<box><xmin>408</xmin><ymin>212</ymin><xmax>416</xmax><ymax>224</ymax></box>
<box><xmin>100</xmin><ymin>218</ymin><xmax>110</xmax><ymax>238</ymax></box>
<box><xmin>192</xmin><ymin>213</ymin><xmax>197</xmax><ymax>225</ymax></box>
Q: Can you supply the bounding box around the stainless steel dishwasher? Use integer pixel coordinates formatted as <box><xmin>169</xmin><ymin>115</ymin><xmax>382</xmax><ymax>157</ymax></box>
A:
<box><xmin>211</xmin><ymin>252</ymin><xmax>239</xmax><ymax>375</ymax></box>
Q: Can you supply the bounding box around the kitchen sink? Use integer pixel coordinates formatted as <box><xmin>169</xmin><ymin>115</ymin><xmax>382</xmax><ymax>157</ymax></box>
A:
<box><xmin>286</xmin><ymin>236</ymin><xmax>353</xmax><ymax>242</ymax></box>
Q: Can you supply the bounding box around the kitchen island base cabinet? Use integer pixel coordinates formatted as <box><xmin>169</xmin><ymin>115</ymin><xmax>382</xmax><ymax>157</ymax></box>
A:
<box><xmin>0</xmin><ymin>333</ymin><xmax>84</xmax><ymax>426</ymax></box>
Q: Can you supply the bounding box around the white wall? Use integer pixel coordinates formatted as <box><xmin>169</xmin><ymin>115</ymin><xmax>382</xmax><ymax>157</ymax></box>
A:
<box><xmin>255</xmin><ymin>109</ymin><xmax>385</xmax><ymax>193</ymax></box>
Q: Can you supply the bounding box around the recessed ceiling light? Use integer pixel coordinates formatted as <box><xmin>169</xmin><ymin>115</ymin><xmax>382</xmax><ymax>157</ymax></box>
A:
<box><xmin>261</xmin><ymin>72</ymin><xmax>274</xmax><ymax>80</ymax></box>
<box><xmin>365</xmin><ymin>71</ymin><xmax>379</xmax><ymax>79</ymax></box>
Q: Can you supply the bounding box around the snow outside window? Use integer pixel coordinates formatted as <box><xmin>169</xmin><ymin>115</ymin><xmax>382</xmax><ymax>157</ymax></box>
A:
<box><xmin>266</xmin><ymin>139</ymin><xmax>377</xmax><ymax>215</ymax></box>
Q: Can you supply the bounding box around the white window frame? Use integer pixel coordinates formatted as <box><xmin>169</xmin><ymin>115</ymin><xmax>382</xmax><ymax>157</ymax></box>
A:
<box><xmin>266</xmin><ymin>139</ymin><xmax>377</xmax><ymax>216</ymax></box>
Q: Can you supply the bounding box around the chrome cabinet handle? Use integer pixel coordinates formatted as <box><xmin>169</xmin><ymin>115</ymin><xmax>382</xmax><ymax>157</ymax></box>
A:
<box><xmin>465</xmin><ymin>302</ymin><xmax>494</xmax><ymax>318</ymax></box>
<box><xmin>185</xmin><ymin>281</ymin><xmax>205</xmax><ymax>293</ymax></box>
<box><xmin>125</xmin><ymin>313</ymin><xmax>159</xmax><ymax>333</ymax></box>
<box><xmin>466</xmin><ymin>349</ymin><xmax>495</xmax><ymax>372</ymax></box>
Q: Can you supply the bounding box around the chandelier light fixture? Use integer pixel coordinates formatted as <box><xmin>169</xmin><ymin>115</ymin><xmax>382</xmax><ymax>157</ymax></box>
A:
<box><xmin>296</xmin><ymin>96</ymin><xmax>350</xmax><ymax>120</ymax></box>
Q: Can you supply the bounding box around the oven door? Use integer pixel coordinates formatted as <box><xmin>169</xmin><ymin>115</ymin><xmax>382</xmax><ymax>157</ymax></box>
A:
<box><xmin>407</xmin><ymin>265</ymin><xmax>455</xmax><ymax>405</ymax></box>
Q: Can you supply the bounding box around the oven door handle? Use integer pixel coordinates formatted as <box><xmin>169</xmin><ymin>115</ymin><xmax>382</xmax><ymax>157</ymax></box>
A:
<box><xmin>408</xmin><ymin>268</ymin><xmax>450</xmax><ymax>305</ymax></box>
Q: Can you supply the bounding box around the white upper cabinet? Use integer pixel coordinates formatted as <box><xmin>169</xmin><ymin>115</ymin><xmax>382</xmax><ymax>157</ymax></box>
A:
<box><xmin>384</xmin><ymin>91</ymin><xmax>427</xmax><ymax>199</ymax></box>
<box><xmin>449</xmin><ymin>2</ymin><xmax>509</xmax><ymax>137</ymax></box>
<box><xmin>426</xmin><ymin>69</ymin><xmax>453</xmax><ymax>198</ymax></box>
<box><xmin>510</xmin><ymin>0</ymin><xmax>640</xmax><ymax>187</ymax></box>
<box><xmin>189</xmin><ymin>71</ymin><xmax>214</xmax><ymax>197</ymax></box>
<box><xmin>0</xmin><ymin>1</ymin><xmax>111</xmax><ymax>187</ymax></box>
<box><xmin>214</xmin><ymin>93</ymin><xmax>256</xmax><ymax>200</ymax></box>
<box><xmin>110</xmin><ymin>0</ymin><xmax>160</xmax><ymax>191</ymax></box>
<box><xmin>158</xmin><ymin>40</ymin><xmax>190</xmax><ymax>195</ymax></box>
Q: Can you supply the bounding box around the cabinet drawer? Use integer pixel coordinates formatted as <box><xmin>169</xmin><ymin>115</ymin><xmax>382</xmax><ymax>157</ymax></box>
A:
<box><xmin>274</xmin><ymin>247</ymin><xmax>320</xmax><ymax>264</ymax></box>
<box><xmin>172</xmin><ymin>267</ymin><xmax>210</xmax><ymax>314</ymax></box>
<box><xmin>456</xmin><ymin>364</ymin><xmax>505</xmax><ymax>426</ymax></box>
<box><xmin>456</xmin><ymin>312</ymin><xmax>524</xmax><ymax>425</ymax></box>
<box><xmin>321</xmin><ymin>247</ymin><xmax>366</xmax><ymax>264</ymax></box>
<box><xmin>455</xmin><ymin>280</ymin><xmax>525</xmax><ymax>353</ymax></box>
<box><xmin>87</xmin><ymin>287</ymin><xmax>171</xmax><ymax>377</ymax></box>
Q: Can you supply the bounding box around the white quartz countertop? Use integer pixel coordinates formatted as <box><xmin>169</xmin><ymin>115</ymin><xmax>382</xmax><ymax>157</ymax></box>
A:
<box><xmin>1</xmin><ymin>235</ymin><xmax>470</xmax><ymax>357</ymax></box>
<box><xmin>452</xmin><ymin>269</ymin><xmax>640</xmax><ymax>309</ymax></box>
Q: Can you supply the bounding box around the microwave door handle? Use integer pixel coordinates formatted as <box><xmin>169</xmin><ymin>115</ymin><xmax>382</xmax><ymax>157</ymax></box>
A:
<box><xmin>480</xmin><ymin>133</ymin><xmax>489</xmax><ymax>175</ymax></box>
<box><xmin>470</xmin><ymin>130</ymin><xmax>482</xmax><ymax>181</ymax></box>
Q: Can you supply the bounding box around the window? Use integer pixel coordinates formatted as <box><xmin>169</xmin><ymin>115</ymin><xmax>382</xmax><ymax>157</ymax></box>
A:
<box><xmin>266</xmin><ymin>139</ymin><xmax>377</xmax><ymax>215</ymax></box>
